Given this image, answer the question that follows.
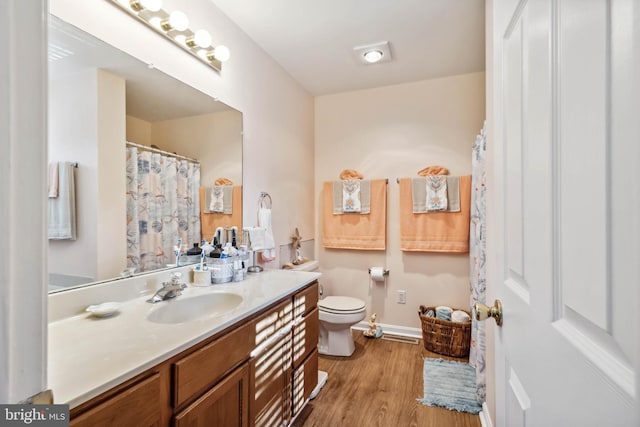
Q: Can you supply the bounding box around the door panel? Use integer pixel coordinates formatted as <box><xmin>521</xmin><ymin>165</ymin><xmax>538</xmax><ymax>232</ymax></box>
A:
<box><xmin>492</xmin><ymin>0</ymin><xmax>638</xmax><ymax>425</ymax></box>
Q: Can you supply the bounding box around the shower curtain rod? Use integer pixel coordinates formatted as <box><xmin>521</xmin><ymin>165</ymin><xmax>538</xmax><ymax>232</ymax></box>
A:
<box><xmin>125</xmin><ymin>141</ymin><xmax>199</xmax><ymax>163</ymax></box>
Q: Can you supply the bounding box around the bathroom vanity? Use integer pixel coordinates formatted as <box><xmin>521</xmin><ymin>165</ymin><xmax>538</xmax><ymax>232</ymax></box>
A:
<box><xmin>48</xmin><ymin>269</ymin><xmax>320</xmax><ymax>426</ymax></box>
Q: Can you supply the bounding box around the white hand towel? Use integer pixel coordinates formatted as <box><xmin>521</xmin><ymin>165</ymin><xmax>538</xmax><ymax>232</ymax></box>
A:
<box><xmin>426</xmin><ymin>175</ymin><xmax>448</xmax><ymax>211</ymax></box>
<box><xmin>342</xmin><ymin>179</ymin><xmax>361</xmax><ymax>213</ymax></box>
<box><xmin>258</xmin><ymin>208</ymin><xmax>276</xmax><ymax>261</ymax></box>
<box><xmin>244</xmin><ymin>227</ymin><xmax>266</xmax><ymax>250</ymax></box>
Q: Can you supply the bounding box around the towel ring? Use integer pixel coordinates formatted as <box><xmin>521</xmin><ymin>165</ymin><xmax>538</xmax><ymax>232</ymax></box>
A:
<box><xmin>258</xmin><ymin>192</ymin><xmax>272</xmax><ymax>209</ymax></box>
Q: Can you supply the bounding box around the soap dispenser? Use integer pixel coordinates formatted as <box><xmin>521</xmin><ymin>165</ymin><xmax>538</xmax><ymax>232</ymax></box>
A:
<box><xmin>187</xmin><ymin>243</ymin><xmax>202</xmax><ymax>256</ymax></box>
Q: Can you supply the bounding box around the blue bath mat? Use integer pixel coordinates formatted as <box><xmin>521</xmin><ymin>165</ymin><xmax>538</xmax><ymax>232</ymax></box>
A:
<box><xmin>418</xmin><ymin>358</ymin><xmax>482</xmax><ymax>414</ymax></box>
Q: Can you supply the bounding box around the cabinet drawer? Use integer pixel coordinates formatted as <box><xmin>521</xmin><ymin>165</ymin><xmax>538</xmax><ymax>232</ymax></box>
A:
<box><xmin>293</xmin><ymin>282</ymin><xmax>318</xmax><ymax>318</ymax></box>
<box><xmin>70</xmin><ymin>373</ymin><xmax>161</xmax><ymax>427</ymax></box>
<box><xmin>174</xmin><ymin>300</ymin><xmax>291</xmax><ymax>408</ymax></box>
<box><xmin>173</xmin><ymin>320</ymin><xmax>255</xmax><ymax>408</ymax></box>
<box><xmin>292</xmin><ymin>349</ymin><xmax>318</xmax><ymax>417</ymax></box>
<box><xmin>292</xmin><ymin>307</ymin><xmax>319</xmax><ymax>369</ymax></box>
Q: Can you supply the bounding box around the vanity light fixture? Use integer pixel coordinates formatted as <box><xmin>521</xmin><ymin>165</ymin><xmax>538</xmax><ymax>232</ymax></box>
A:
<box><xmin>353</xmin><ymin>41</ymin><xmax>392</xmax><ymax>65</ymax></box>
<box><xmin>108</xmin><ymin>0</ymin><xmax>230</xmax><ymax>72</ymax></box>
<box><xmin>160</xmin><ymin>10</ymin><xmax>189</xmax><ymax>32</ymax></box>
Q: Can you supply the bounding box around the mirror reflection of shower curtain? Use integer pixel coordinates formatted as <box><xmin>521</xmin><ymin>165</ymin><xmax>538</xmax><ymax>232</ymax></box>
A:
<box><xmin>469</xmin><ymin>122</ymin><xmax>487</xmax><ymax>405</ymax></box>
<box><xmin>126</xmin><ymin>147</ymin><xmax>201</xmax><ymax>272</ymax></box>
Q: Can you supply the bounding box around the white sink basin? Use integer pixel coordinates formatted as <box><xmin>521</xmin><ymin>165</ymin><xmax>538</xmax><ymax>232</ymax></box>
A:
<box><xmin>146</xmin><ymin>292</ymin><xmax>243</xmax><ymax>324</ymax></box>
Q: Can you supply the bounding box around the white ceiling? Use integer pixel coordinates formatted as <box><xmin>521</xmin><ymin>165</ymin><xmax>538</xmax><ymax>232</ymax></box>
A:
<box><xmin>210</xmin><ymin>0</ymin><xmax>486</xmax><ymax>95</ymax></box>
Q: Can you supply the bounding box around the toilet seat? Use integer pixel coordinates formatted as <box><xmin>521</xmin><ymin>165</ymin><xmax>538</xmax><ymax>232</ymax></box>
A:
<box><xmin>319</xmin><ymin>296</ymin><xmax>365</xmax><ymax>315</ymax></box>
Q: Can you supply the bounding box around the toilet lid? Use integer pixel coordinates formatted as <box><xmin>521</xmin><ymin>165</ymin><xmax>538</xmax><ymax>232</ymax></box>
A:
<box><xmin>319</xmin><ymin>296</ymin><xmax>365</xmax><ymax>314</ymax></box>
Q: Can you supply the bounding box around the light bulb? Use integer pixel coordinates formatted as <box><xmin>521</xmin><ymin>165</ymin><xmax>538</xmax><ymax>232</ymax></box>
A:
<box><xmin>169</xmin><ymin>11</ymin><xmax>189</xmax><ymax>31</ymax></box>
<box><xmin>193</xmin><ymin>30</ymin><xmax>212</xmax><ymax>48</ymax></box>
<box><xmin>363</xmin><ymin>50</ymin><xmax>383</xmax><ymax>63</ymax></box>
<box><xmin>161</xmin><ymin>10</ymin><xmax>189</xmax><ymax>32</ymax></box>
<box><xmin>212</xmin><ymin>45</ymin><xmax>230</xmax><ymax>62</ymax></box>
<box><xmin>130</xmin><ymin>0</ymin><xmax>162</xmax><ymax>12</ymax></box>
<box><xmin>140</xmin><ymin>0</ymin><xmax>162</xmax><ymax>12</ymax></box>
<box><xmin>187</xmin><ymin>29</ymin><xmax>212</xmax><ymax>48</ymax></box>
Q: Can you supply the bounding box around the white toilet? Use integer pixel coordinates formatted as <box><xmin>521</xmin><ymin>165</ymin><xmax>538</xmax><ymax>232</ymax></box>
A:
<box><xmin>284</xmin><ymin>259</ymin><xmax>367</xmax><ymax>357</ymax></box>
<box><xmin>318</xmin><ymin>295</ymin><xmax>366</xmax><ymax>356</ymax></box>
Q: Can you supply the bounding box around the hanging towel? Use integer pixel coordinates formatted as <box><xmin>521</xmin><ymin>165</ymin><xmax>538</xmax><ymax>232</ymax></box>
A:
<box><xmin>244</xmin><ymin>226</ymin><xmax>266</xmax><ymax>250</ymax></box>
<box><xmin>412</xmin><ymin>176</ymin><xmax>460</xmax><ymax>213</ymax></box>
<box><xmin>332</xmin><ymin>180</ymin><xmax>371</xmax><ymax>214</ymax></box>
<box><xmin>48</xmin><ymin>162</ymin><xmax>77</xmax><ymax>240</ymax></box>
<box><xmin>258</xmin><ymin>207</ymin><xmax>276</xmax><ymax>261</ymax></box>
<box><xmin>426</xmin><ymin>175</ymin><xmax>448</xmax><ymax>211</ymax></box>
<box><xmin>323</xmin><ymin>179</ymin><xmax>387</xmax><ymax>250</ymax></box>
<box><xmin>342</xmin><ymin>179</ymin><xmax>362</xmax><ymax>212</ymax></box>
<box><xmin>200</xmin><ymin>186</ymin><xmax>243</xmax><ymax>238</ymax></box>
<box><xmin>204</xmin><ymin>185</ymin><xmax>233</xmax><ymax>214</ymax></box>
<box><xmin>399</xmin><ymin>175</ymin><xmax>471</xmax><ymax>252</ymax></box>
<box><xmin>48</xmin><ymin>161</ymin><xmax>59</xmax><ymax>198</ymax></box>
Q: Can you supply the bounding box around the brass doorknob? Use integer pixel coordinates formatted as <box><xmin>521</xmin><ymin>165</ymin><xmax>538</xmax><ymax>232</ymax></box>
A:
<box><xmin>474</xmin><ymin>299</ymin><xmax>503</xmax><ymax>326</ymax></box>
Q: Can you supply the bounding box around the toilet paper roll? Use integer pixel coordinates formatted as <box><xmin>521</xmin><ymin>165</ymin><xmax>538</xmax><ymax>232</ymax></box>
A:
<box><xmin>370</xmin><ymin>267</ymin><xmax>386</xmax><ymax>282</ymax></box>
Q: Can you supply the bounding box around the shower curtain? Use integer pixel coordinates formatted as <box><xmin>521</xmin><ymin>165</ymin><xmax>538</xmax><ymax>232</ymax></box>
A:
<box><xmin>469</xmin><ymin>123</ymin><xmax>487</xmax><ymax>404</ymax></box>
<box><xmin>126</xmin><ymin>147</ymin><xmax>201</xmax><ymax>272</ymax></box>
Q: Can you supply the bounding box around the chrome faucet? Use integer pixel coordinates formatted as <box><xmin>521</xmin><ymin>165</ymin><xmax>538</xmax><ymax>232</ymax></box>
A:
<box><xmin>147</xmin><ymin>272</ymin><xmax>187</xmax><ymax>303</ymax></box>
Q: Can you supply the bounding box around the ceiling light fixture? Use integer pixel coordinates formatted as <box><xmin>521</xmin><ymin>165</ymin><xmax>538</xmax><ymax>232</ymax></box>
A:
<box><xmin>363</xmin><ymin>49</ymin><xmax>383</xmax><ymax>63</ymax></box>
<box><xmin>107</xmin><ymin>0</ymin><xmax>230</xmax><ymax>72</ymax></box>
<box><xmin>353</xmin><ymin>41</ymin><xmax>392</xmax><ymax>65</ymax></box>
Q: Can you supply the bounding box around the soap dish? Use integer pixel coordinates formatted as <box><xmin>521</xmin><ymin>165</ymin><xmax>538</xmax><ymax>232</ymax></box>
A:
<box><xmin>86</xmin><ymin>302</ymin><xmax>121</xmax><ymax>318</ymax></box>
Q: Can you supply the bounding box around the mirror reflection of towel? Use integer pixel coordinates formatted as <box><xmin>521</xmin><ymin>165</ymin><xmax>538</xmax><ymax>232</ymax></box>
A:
<box><xmin>48</xmin><ymin>162</ymin><xmax>76</xmax><ymax>240</ymax></box>
<box><xmin>204</xmin><ymin>186</ymin><xmax>233</xmax><ymax>214</ymax></box>
<box><xmin>48</xmin><ymin>161</ymin><xmax>59</xmax><ymax>198</ymax></box>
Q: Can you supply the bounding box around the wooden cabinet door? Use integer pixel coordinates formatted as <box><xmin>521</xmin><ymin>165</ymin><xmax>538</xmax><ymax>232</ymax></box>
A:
<box><xmin>70</xmin><ymin>373</ymin><xmax>161</xmax><ymax>427</ymax></box>
<box><xmin>174</xmin><ymin>363</ymin><xmax>250</xmax><ymax>427</ymax></box>
<box><xmin>292</xmin><ymin>307</ymin><xmax>319</xmax><ymax>369</ymax></box>
<box><xmin>250</xmin><ymin>332</ymin><xmax>291</xmax><ymax>427</ymax></box>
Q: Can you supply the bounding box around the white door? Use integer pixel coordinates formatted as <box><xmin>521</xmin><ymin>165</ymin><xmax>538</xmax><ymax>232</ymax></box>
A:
<box><xmin>489</xmin><ymin>0</ymin><xmax>639</xmax><ymax>426</ymax></box>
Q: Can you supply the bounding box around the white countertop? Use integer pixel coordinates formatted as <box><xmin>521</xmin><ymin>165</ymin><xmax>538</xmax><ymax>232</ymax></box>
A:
<box><xmin>48</xmin><ymin>269</ymin><xmax>320</xmax><ymax>408</ymax></box>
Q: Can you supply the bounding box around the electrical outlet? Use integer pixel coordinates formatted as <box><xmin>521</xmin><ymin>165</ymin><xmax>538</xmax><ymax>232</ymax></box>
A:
<box><xmin>397</xmin><ymin>290</ymin><xmax>406</xmax><ymax>304</ymax></box>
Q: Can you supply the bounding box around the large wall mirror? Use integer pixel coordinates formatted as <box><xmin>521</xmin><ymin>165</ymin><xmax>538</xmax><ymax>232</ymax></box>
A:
<box><xmin>48</xmin><ymin>15</ymin><xmax>243</xmax><ymax>293</ymax></box>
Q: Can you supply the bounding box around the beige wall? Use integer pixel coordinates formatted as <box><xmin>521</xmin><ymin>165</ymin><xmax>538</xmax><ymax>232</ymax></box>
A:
<box><xmin>126</xmin><ymin>115</ymin><xmax>151</xmax><ymax>145</ymax></box>
<box><xmin>151</xmin><ymin>110</ymin><xmax>243</xmax><ymax>188</ymax></box>
<box><xmin>315</xmin><ymin>72</ymin><xmax>485</xmax><ymax>329</ymax></box>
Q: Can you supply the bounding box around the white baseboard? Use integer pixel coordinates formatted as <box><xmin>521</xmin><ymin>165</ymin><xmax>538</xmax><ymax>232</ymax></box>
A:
<box><xmin>479</xmin><ymin>402</ymin><xmax>493</xmax><ymax>427</ymax></box>
<box><xmin>352</xmin><ymin>321</ymin><xmax>422</xmax><ymax>339</ymax></box>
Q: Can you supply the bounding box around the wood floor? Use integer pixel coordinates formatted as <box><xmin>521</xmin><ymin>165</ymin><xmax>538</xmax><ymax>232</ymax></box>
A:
<box><xmin>294</xmin><ymin>333</ymin><xmax>482</xmax><ymax>427</ymax></box>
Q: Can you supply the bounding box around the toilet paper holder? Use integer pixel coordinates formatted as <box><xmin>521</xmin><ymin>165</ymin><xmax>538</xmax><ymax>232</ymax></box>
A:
<box><xmin>368</xmin><ymin>267</ymin><xmax>389</xmax><ymax>276</ymax></box>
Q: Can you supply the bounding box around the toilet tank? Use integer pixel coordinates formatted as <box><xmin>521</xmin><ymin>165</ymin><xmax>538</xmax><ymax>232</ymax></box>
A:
<box><xmin>286</xmin><ymin>260</ymin><xmax>319</xmax><ymax>272</ymax></box>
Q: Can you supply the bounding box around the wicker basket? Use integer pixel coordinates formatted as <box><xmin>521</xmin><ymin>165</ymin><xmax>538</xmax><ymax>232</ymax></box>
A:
<box><xmin>418</xmin><ymin>305</ymin><xmax>472</xmax><ymax>358</ymax></box>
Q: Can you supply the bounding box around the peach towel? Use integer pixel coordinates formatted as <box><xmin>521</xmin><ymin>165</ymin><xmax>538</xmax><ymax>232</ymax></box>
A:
<box><xmin>399</xmin><ymin>175</ymin><xmax>470</xmax><ymax>253</ymax></box>
<box><xmin>322</xmin><ymin>179</ymin><xmax>387</xmax><ymax>250</ymax></box>
<box><xmin>200</xmin><ymin>186</ymin><xmax>243</xmax><ymax>240</ymax></box>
